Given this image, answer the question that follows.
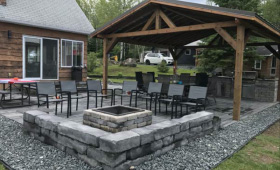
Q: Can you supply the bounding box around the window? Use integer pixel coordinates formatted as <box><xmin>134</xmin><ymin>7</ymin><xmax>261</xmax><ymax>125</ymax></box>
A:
<box><xmin>271</xmin><ymin>56</ymin><xmax>277</xmax><ymax>76</ymax></box>
<box><xmin>185</xmin><ymin>49</ymin><xmax>191</xmax><ymax>55</ymax></box>
<box><xmin>254</xmin><ymin>60</ymin><xmax>262</xmax><ymax>70</ymax></box>
<box><xmin>61</xmin><ymin>39</ymin><xmax>84</xmax><ymax>67</ymax></box>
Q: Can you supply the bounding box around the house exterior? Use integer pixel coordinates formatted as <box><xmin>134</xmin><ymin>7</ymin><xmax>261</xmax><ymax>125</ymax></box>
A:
<box><xmin>245</xmin><ymin>46</ymin><xmax>279</xmax><ymax>79</ymax></box>
<box><xmin>0</xmin><ymin>0</ymin><xmax>94</xmax><ymax>81</ymax></box>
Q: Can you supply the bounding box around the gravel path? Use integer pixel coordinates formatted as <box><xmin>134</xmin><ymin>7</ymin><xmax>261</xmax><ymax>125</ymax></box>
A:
<box><xmin>0</xmin><ymin>115</ymin><xmax>101</xmax><ymax>170</ymax></box>
<box><xmin>136</xmin><ymin>104</ymin><xmax>280</xmax><ymax>170</ymax></box>
<box><xmin>0</xmin><ymin>104</ymin><xmax>279</xmax><ymax>170</ymax></box>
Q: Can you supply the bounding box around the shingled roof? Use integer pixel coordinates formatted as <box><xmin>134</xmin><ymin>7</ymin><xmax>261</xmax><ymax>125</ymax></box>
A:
<box><xmin>0</xmin><ymin>0</ymin><xmax>94</xmax><ymax>35</ymax></box>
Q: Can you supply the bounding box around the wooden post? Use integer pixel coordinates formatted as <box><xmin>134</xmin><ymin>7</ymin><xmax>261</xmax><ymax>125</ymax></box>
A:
<box><xmin>233</xmin><ymin>25</ymin><xmax>245</xmax><ymax>121</ymax></box>
<box><xmin>103</xmin><ymin>38</ymin><xmax>108</xmax><ymax>92</ymax></box>
<box><xmin>277</xmin><ymin>45</ymin><xmax>280</xmax><ymax>101</ymax></box>
<box><xmin>173</xmin><ymin>60</ymin><xmax>177</xmax><ymax>75</ymax></box>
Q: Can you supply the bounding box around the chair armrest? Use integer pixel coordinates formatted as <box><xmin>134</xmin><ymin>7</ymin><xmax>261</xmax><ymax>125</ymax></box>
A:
<box><xmin>172</xmin><ymin>95</ymin><xmax>182</xmax><ymax>102</ymax></box>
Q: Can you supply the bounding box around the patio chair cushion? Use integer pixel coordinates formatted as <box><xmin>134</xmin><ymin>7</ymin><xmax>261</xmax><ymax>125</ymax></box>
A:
<box><xmin>87</xmin><ymin>80</ymin><xmax>102</xmax><ymax>92</ymax></box>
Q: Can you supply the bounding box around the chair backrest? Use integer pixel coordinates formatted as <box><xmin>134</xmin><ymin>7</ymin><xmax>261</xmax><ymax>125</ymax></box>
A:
<box><xmin>167</xmin><ymin>84</ymin><xmax>184</xmax><ymax>97</ymax></box>
<box><xmin>158</xmin><ymin>74</ymin><xmax>171</xmax><ymax>94</ymax></box>
<box><xmin>147</xmin><ymin>82</ymin><xmax>162</xmax><ymax>94</ymax></box>
<box><xmin>37</xmin><ymin>82</ymin><xmax>56</xmax><ymax>96</ymax></box>
<box><xmin>122</xmin><ymin>81</ymin><xmax>137</xmax><ymax>92</ymax></box>
<box><xmin>188</xmin><ymin>86</ymin><xmax>208</xmax><ymax>100</ymax></box>
<box><xmin>87</xmin><ymin>80</ymin><xmax>102</xmax><ymax>92</ymax></box>
<box><xmin>195</xmin><ymin>73</ymin><xmax>209</xmax><ymax>87</ymax></box>
<box><xmin>60</xmin><ymin>81</ymin><xmax>77</xmax><ymax>93</ymax></box>
<box><xmin>147</xmin><ymin>72</ymin><xmax>155</xmax><ymax>82</ymax></box>
<box><xmin>135</xmin><ymin>72</ymin><xmax>143</xmax><ymax>89</ymax></box>
<box><xmin>142</xmin><ymin>73</ymin><xmax>154</xmax><ymax>91</ymax></box>
<box><xmin>180</xmin><ymin>73</ymin><xmax>191</xmax><ymax>84</ymax></box>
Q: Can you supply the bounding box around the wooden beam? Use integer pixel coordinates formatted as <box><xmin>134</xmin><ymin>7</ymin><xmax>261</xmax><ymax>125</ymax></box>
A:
<box><xmin>103</xmin><ymin>38</ymin><xmax>109</xmax><ymax>92</ymax></box>
<box><xmin>162</xmin><ymin>6</ymin><xmax>205</xmax><ymax>24</ymax></box>
<box><xmin>100</xmin><ymin>21</ymin><xmax>236</xmax><ymax>38</ymax></box>
<box><xmin>106</xmin><ymin>38</ymin><xmax>118</xmax><ymax>54</ymax></box>
<box><xmin>233</xmin><ymin>24</ymin><xmax>245</xmax><ymax>121</ymax></box>
<box><xmin>159</xmin><ymin>10</ymin><xmax>176</xmax><ymax>28</ymax></box>
<box><xmin>278</xmin><ymin>44</ymin><xmax>280</xmax><ymax>102</ymax></box>
<box><xmin>142</xmin><ymin>12</ymin><xmax>156</xmax><ymax>31</ymax></box>
<box><xmin>180</xmin><ymin>42</ymin><xmax>280</xmax><ymax>49</ymax></box>
<box><xmin>265</xmin><ymin>45</ymin><xmax>280</xmax><ymax>59</ymax></box>
<box><xmin>214</xmin><ymin>27</ymin><xmax>237</xmax><ymax>50</ymax></box>
<box><xmin>155</xmin><ymin>9</ymin><xmax>161</xmax><ymax>30</ymax></box>
<box><xmin>239</xmin><ymin>20</ymin><xmax>280</xmax><ymax>43</ymax></box>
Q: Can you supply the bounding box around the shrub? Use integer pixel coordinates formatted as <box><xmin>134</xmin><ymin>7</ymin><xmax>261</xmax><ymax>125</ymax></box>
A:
<box><xmin>157</xmin><ymin>61</ymin><xmax>169</xmax><ymax>73</ymax></box>
<box><xmin>117</xmin><ymin>72</ymin><xmax>123</xmax><ymax>78</ymax></box>
<box><xmin>87</xmin><ymin>52</ymin><xmax>100</xmax><ymax>72</ymax></box>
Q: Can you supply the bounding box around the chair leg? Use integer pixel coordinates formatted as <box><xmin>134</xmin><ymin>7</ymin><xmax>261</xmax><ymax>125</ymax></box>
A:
<box><xmin>87</xmin><ymin>94</ymin><xmax>89</xmax><ymax>109</ymax></box>
<box><xmin>186</xmin><ymin>105</ymin><xmax>188</xmax><ymax>115</ymax></box>
<box><xmin>145</xmin><ymin>98</ymin><xmax>148</xmax><ymax>110</ymax></box>
<box><xmin>76</xmin><ymin>98</ymin><xmax>78</xmax><ymax>111</ymax></box>
<box><xmin>129</xmin><ymin>95</ymin><xmax>132</xmax><ymax>107</ymax></box>
<box><xmin>55</xmin><ymin>102</ymin><xmax>58</xmax><ymax>115</ymax></box>
<box><xmin>175</xmin><ymin>103</ymin><xmax>178</xmax><ymax>118</ymax></box>
<box><xmin>111</xmin><ymin>95</ymin><xmax>113</xmax><ymax>106</ymax></box>
<box><xmin>180</xmin><ymin>105</ymin><xmax>183</xmax><ymax>117</ymax></box>
<box><xmin>159</xmin><ymin>101</ymin><xmax>161</xmax><ymax>113</ymax></box>
<box><xmin>171</xmin><ymin>103</ymin><xmax>173</xmax><ymax>119</ymax></box>
<box><xmin>101</xmin><ymin>97</ymin><xmax>103</xmax><ymax>108</ymax></box>
<box><xmin>121</xmin><ymin>95</ymin><xmax>123</xmax><ymax>105</ymax></box>
<box><xmin>155</xmin><ymin>98</ymin><xmax>157</xmax><ymax>116</ymax></box>
<box><xmin>149</xmin><ymin>97</ymin><xmax>152</xmax><ymax>111</ymax></box>
<box><xmin>165</xmin><ymin>103</ymin><xmax>168</xmax><ymax>115</ymax></box>
<box><xmin>61</xmin><ymin>101</ymin><xmax>63</xmax><ymax>113</ymax></box>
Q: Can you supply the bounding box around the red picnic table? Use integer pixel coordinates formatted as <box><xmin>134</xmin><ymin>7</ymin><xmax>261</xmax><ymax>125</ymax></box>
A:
<box><xmin>0</xmin><ymin>79</ymin><xmax>37</xmax><ymax>108</ymax></box>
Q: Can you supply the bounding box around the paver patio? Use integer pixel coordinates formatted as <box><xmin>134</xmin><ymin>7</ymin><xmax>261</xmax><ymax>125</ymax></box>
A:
<box><xmin>0</xmin><ymin>84</ymin><xmax>276</xmax><ymax>127</ymax></box>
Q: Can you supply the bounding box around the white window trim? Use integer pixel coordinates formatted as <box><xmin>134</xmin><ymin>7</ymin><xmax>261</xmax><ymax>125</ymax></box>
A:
<box><xmin>254</xmin><ymin>60</ymin><xmax>262</xmax><ymax>70</ymax></box>
<box><xmin>61</xmin><ymin>39</ymin><xmax>84</xmax><ymax>68</ymax></box>
<box><xmin>22</xmin><ymin>35</ymin><xmax>59</xmax><ymax>80</ymax></box>
<box><xmin>185</xmin><ymin>49</ymin><xmax>191</xmax><ymax>55</ymax></box>
<box><xmin>270</xmin><ymin>56</ymin><xmax>277</xmax><ymax>76</ymax></box>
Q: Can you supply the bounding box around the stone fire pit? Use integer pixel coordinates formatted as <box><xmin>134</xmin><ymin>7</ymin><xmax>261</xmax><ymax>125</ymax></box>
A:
<box><xmin>83</xmin><ymin>105</ymin><xmax>152</xmax><ymax>133</ymax></box>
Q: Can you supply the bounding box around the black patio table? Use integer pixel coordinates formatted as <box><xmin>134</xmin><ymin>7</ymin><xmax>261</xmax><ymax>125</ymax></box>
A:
<box><xmin>0</xmin><ymin>79</ymin><xmax>37</xmax><ymax>108</ymax></box>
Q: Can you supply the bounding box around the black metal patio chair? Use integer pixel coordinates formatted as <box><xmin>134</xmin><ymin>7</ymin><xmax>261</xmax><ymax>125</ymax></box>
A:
<box><xmin>87</xmin><ymin>80</ymin><xmax>113</xmax><ymax>109</ymax></box>
<box><xmin>141</xmin><ymin>82</ymin><xmax>162</xmax><ymax>111</ymax></box>
<box><xmin>135</xmin><ymin>72</ymin><xmax>144</xmax><ymax>90</ymax></box>
<box><xmin>157</xmin><ymin>84</ymin><xmax>185</xmax><ymax>119</ymax></box>
<box><xmin>36</xmin><ymin>82</ymin><xmax>68</xmax><ymax>115</ymax></box>
<box><xmin>114</xmin><ymin>81</ymin><xmax>138</xmax><ymax>107</ymax></box>
<box><xmin>60</xmin><ymin>81</ymin><xmax>86</xmax><ymax>115</ymax></box>
<box><xmin>179</xmin><ymin>86</ymin><xmax>208</xmax><ymax>116</ymax></box>
<box><xmin>142</xmin><ymin>73</ymin><xmax>154</xmax><ymax>92</ymax></box>
<box><xmin>195</xmin><ymin>73</ymin><xmax>209</xmax><ymax>87</ymax></box>
<box><xmin>157</xmin><ymin>74</ymin><xmax>171</xmax><ymax>95</ymax></box>
<box><xmin>0</xmin><ymin>90</ymin><xmax>11</xmax><ymax>108</ymax></box>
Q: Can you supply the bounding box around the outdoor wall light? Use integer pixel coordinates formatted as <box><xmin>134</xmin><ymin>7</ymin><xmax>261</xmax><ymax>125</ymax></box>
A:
<box><xmin>8</xmin><ymin>30</ymin><xmax>12</xmax><ymax>39</ymax></box>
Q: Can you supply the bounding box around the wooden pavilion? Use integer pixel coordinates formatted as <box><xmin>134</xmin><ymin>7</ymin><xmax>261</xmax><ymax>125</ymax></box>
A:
<box><xmin>90</xmin><ymin>0</ymin><xmax>280</xmax><ymax>120</ymax></box>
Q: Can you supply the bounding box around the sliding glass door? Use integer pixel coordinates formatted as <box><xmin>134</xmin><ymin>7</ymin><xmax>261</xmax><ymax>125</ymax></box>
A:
<box><xmin>23</xmin><ymin>36</ymin><xmax>58</xmax><ymax>80</ymax></box>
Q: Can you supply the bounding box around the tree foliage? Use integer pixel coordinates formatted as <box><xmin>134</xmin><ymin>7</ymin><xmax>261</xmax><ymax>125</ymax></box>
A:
<box><xmin>197</xmin><ymin>0</ymin><xmax>264</xmax><ymax>74</ymax></box>
<box><xmin>261</xmin><ymin>0</ymin><xmax>280</xmax><ymax>28</ymax></box>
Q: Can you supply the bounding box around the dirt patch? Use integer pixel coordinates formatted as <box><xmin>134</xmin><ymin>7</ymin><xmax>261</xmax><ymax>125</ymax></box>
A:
<box><xmin>263</xmin><ymin>120</ymin><xmax>280</xmax><ymax>138</ymax></box>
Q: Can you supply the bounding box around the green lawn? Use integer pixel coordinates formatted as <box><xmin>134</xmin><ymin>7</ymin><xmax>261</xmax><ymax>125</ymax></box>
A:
<box><xmin>0</xmin><ymin>164</ymin><xmax>5</xmax><ymax>170</ymax></box>
<box><xmin>215</xmin><ymin>121</ymin><xmax>280</xmax><ymax>170</ymax></box>
<box><xmin>90</xmin><ymin>64</ymin><xmax>197</xmax><ymax>77</ymax></box>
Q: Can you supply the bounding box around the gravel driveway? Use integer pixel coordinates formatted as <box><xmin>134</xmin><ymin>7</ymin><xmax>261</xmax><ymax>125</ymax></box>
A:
<box><xmin>0</xmin><ymin>104</ymin><xmax>279</xmax><ymax>170</ymax></box>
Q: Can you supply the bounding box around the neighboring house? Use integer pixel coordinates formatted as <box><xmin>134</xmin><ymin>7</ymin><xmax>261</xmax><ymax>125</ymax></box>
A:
<box><xmin>245</xmin><ymin>46</ymin><xmax>279</xmax><ymax>79</ymax></box>
<box><xmin>0</xmin><ymin>0</ymin><xmax>94</xmax><ymax>81</ymax></box>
